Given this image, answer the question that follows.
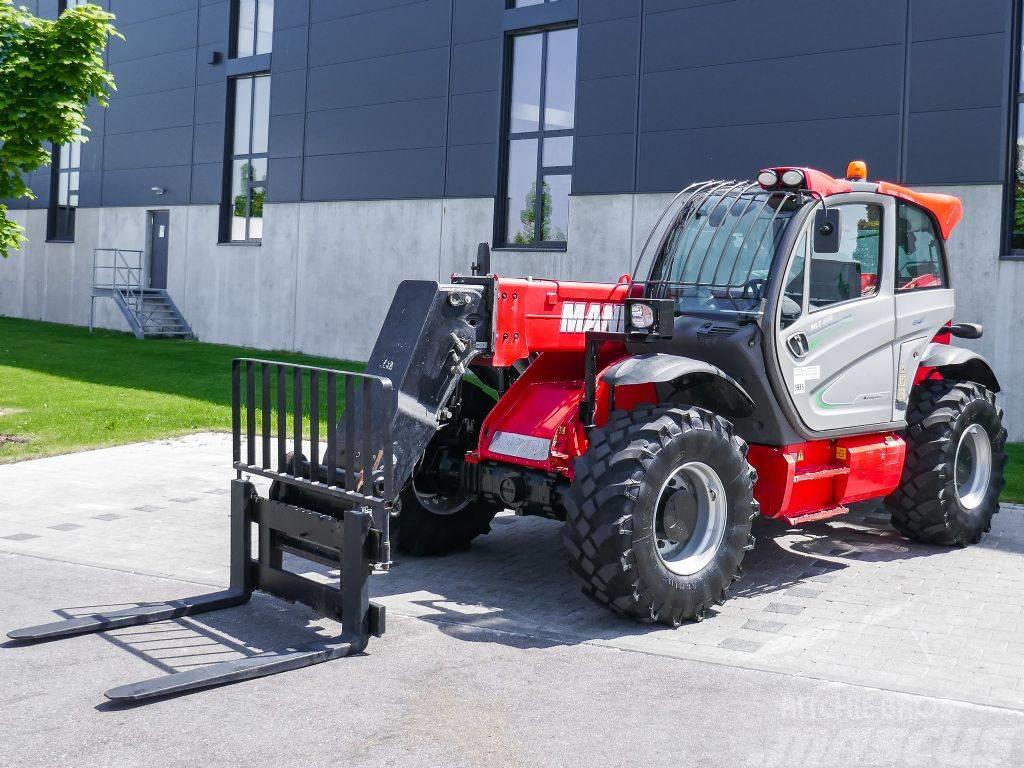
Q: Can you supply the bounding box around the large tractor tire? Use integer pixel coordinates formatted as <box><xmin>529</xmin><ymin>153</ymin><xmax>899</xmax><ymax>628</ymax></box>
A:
<box><xmin>886</xmin><ymin>379</ymin><xmax>1006</xmax><ymax>546</ymax></box>
<box><xmin>563</xmin><ymin>404</ymin><xmax>758</xmax><ymax>626</ymax></box>
<box><xmin>393</xmin><ymin>382</ymin><xmax>502</xmax><ymax>556</ymax></box>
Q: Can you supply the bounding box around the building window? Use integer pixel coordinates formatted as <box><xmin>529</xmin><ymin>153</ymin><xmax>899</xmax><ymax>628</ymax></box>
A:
<box><xmin>47</xmin><ymin>133</ymin><xmax>81</xmax><ymax>242</ymax></box>
<box><xmin>234</xmin><ymin>0</ymin><xmax>274</xmax><ymax>58</ymax></box>
<box><xmin>224</xmin><ymin>75</ymin><xmax>270</xmax><ymax>242</ymax></box>
<box><xmin>509</xmin><ymin>1</ymin><xmax>555</xmax><ymax>6</ymax></box>
<box><xmin>500</xmin><ymin>26</ymin><xmax>577</xmax><ymax>247</ymax></box>
<box><xmin>1010</xmin><ymin>4</ymin><xmax>1024</xmax><ymax>253</ymax></box>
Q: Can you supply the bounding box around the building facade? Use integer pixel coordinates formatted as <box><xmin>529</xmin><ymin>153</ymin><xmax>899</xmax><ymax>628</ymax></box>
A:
<box><xmin>3</xmin><ymin>0</ymin><xmax>1024</xmax><ymax>435</ymax></box>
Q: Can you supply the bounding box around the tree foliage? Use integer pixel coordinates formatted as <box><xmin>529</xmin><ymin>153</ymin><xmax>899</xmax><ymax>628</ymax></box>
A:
<box><xmin>0</xmin><ymin>0</ymin><xmax>119</xmax><ymax>258</ymax></box>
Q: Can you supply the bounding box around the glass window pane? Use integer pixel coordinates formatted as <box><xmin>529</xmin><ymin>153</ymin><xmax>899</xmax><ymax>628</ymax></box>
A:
<box><xmin>59</xmin><ymin>143</ymin><xmax>70</xmax><ymax>169</ymax></box>
<box><xmin>544</xmin><ymin>28</ymin><xmax>577</xmax><ymax>130</ymax></box>
<box><xmin>542</xmin><ymin>173</ymin><xmax>570</xmax><ymax>243</ymax></box>
<box><xmin>230</xmin><ymin>159</ymin><xmax>249</xmax><ymax>241</ymax></box>
<box><xmin>69</xmin><ymin>193</ymin><xmax>79</xmax><ymax>207</ymax></box>
<box><xmin>69</xmin><ymin>171</ymin><xmax>79</xmax><ymax>193</ymax></box>
<box><xmin>809</xmin><ymin>203</ymin><xmax>882</xmax><ymax>308</ymax></box>
<box><xmin>510</xmin><ymin>34</ymin><xmax>542</xmax><ymax>133</ymax></box>
<box><xmin>249</xmin><ymin>157</ymin><xmax>267</xmax><ymax>184</ymax></box>
<box><xmin>249</xmin><ymin>183</ymin><xmax>265</xmax><ymax>240</ymax></box>
<box><xmin>256</xmin><ymin>0</ymin><xmax>274</xmax><ymax>55</ymax></box>
<box><xmin>543</xmin><ymin>136</ymin><xmax>573</xmax><ymax>168</ymax></box>
<box><xmin>233</xmin><ymin>77</ymin><xmax>253</xmax><ymax>155</ymax></box>
<box><xmin>513</xmin><ymin>0</ymin><xmax>545</xmax><ymax>6</ymax></box>
<box><xmin>1013</xmin><ymin>103</ymin><xmax>1024</xmax><ymax>251</ymax></box>
<box><xmin>896</xmin><ymin>202</ymin><xmax>947</xmax><ymax>291</ymax></box>
<box><xmin>237</xmin><ymin>0</ymin><xmax>256</xmax><ymax>57</ymax></box>
<box><xmin>780</xmin><ymin>234</ymin><xmax>806</xmax><ymax>328</ymax></box>
<box><xmin>69</xmin><ymin>140</ymin><xmax>81</xmax><ymax>169</ymax></box>
<box><xmin>505</xmin><ymin>138</ymin><xmax>539</xmax><ymax>245</ymax></box>
<box><xmin>58</xmin><ymin>173</ymin><xmax>69</xmax><ymax>206</ymax></box>
<box><xmin>251</xmin><ymin>75</ymin><xmax>271</xmax><ymax>154</ymax></box>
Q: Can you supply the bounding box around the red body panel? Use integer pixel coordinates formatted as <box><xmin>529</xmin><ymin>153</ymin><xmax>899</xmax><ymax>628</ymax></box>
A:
<box><xmin>474</xmin><ymin>349</ymin><xmax>657</xmax><ymax>478</ymax></box>
<box><xmin>489</xmin><ymin>276</ymin><xmax>631</xmax><ymax>367</ymax></box>
<box><xmin>747</xmin><ymin>434</ymin><xmax>905</xmax><ymax>523</ymax></box>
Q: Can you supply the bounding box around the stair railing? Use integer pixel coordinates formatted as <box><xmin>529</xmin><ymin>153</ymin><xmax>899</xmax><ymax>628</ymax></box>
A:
<box><xmin>92</xmin><ymin>248</ymin><xmax>145</xmax><ymax>328</ymax></box>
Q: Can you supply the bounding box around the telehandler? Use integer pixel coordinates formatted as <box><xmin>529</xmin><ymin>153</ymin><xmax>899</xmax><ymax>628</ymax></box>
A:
<box><xmin>9</xmin><ymin>162</ymin><xmax>1005</xmax><ymax>701</ymax></box>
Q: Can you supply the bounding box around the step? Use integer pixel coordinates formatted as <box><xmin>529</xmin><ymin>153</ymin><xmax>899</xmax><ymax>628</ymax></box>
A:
<box><xmin>783</xmin><ymin>505</ymin><xmax>850</xmax><ymax>526</ymax></box>
<box><xmin>791</xmin><ymin>464</ymin><xmax>850</xmax><ymax>484</ymax></box>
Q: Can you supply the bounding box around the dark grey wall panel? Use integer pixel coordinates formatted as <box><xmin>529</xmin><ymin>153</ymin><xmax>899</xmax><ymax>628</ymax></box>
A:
<box><xmin>103</xmin><ymin>126</ymin><xmax>194</xmax><ymax>170</ymax></box>
<box><xmin>266</xmin><ymin>156</ymin><xmax>303</xmax><ymax>203</ymax></box>
<box><xmin>905</xmin><ymin>108</ymin><xmax>1008</xmax><ymax>184</ymax></box>
<box><xmin>638</xmin><ymin>114</ymin><xmax>902</xmax><ymax>192</ymax></box>
<box><xmin>111</xmin><ymin>49</ymin><xmax>197</xmax><ymax>97</ymax></box>
<box><xmin>446</xmin><ymin>142</ymin><xmax>498</xmax><ymax>198</ymax></box>
<box><xmin>306</xmin><ymin>47</ymin><xmax>449</xmax><ymax>111</ymax></box>
<box><xmin>450</xmin><ymin>38</ymin><xmax>501</xmax><ymax>96</ymax></box>
<box><xmin>305</xmin><ymin>98</ymin><xmax>448</xmax><ymax>156</ymax></box>
<box><xmin>192</xmin><ymin>121</ymin><xmax>226</xmax><ymax>165</ymax></box>
<box><xmin>302</xmin><ymin>147</ymin><xmax>446</xmax><ymax>200</ymax></box>
<box><xmin>910</xmin><ymin>0</ymin><xmax>1010</xmax><ymax>41</ymax></box>
<box><xmin>308</xmin><ymin>0</ymin><xmax>450</xmax><ymax>67</ymax></box>
<box><xmin>105</xmin><ymin>88</ymin><xmax>196</xmax><ymax>135</ymax></box>
<box><xmin>573</xmin><ymin>133</ymin><xmax>636</xmax><ymax>195</ymax></box>
<box><xmin>908</xmin><ymin>35</ymin><xmax>1008</xmax><ymax>114</ymax></box>
<box><xmin>108</xmin><ymin>8</ymin><xmax>199</xmax><ymax>64</ymax></box>
<box><xmin>452</xmin><ymin>0</ymin><xmax>502</xmax><ymax>44</ymax></box>
<box><xmin>576</xmin><ymin>76</ymin><xmax>637</xmax><ymax>137</ymax></box>
<box><xmin>190</xmin><ymin>162</ymin><xmax>224</xmax><ymax>205</ymax></box>
<box><xmin>269</xmin><ymin>113</ymin><xmax>305</xmax><ymax>158</ymax></box>
<box><xmin>102</xmin><ymin>166</ymin><xmax>193</xmax><ymax>206</ymax></box>
<box><xmin>447</xmin><ymin>92</ymin><xmax>501</xmax><ymax>147</ymax></box>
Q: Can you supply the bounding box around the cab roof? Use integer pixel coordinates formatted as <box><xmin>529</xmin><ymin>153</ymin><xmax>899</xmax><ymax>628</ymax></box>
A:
<box><xmin>767</xmin><ymin>166</ymin><xmax>963</xmax><ymax>240</ymax></box>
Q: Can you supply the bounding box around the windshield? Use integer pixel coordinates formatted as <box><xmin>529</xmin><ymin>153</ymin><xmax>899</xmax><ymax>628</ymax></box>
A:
<box><xmin>642</xmin><ymin>181</ymin><xmax>803</xmax><ymax>315</ymax></box>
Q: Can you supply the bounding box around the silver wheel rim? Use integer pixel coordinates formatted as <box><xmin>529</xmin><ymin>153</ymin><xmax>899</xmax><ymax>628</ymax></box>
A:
<box><xmin>654</xmin><ymin>461</ymin><xmax>728</xmax><ymax>576</ymax></box>
<box><xmin>412</xmin><ymin>479</ymin><xmax>471</xmax><ymax>516</ymax></box>
<box><xmin>954</xmin><ymin>423</ymin><xmax>992</xmax><ymax>511</ymax></box>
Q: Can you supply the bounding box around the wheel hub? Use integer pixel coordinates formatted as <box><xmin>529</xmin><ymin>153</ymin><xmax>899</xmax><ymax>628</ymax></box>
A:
<box><xmin>954</xmin><ymin>423</ymin><xmax>992</xmax><ymax>511</ymax></box>
<box><xmin>654</xmin><ymin>462</ymin><xmax>728</xmax><ymax>576</ymax></box>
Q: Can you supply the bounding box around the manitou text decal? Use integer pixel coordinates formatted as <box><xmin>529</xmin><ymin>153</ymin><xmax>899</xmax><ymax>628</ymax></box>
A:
<box><xmin>559</xmin><ymin>302</ymin><xmax>625</xmax><ymax>334</ymax></box>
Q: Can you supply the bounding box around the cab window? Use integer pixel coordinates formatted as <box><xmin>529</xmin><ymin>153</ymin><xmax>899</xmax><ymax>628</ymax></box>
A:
<box><xmin>780</xmin><ymin>233</ymin><xmax>806</xmax><ymax>329</ymax></box>
<box><xmin>896</xmin><ymin>201</ymin><xmax>947</xmax><ymax>291</ymax></box>
<box><xmin>807</xmin><ymin>202</ymin><xmax>882</xmax><ymax>309</ymax></box>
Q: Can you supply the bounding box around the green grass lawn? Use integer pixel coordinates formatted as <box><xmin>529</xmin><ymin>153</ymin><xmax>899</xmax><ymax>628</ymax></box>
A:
<box><xmin>0</xmin><ymin>316</ymin><xmax>362</xmax><ymax>463</ymax></box>
<box><xmin>0</xmin><ymin>316</ymin><xmax>1020</xmax><ymax>503</ymax></box>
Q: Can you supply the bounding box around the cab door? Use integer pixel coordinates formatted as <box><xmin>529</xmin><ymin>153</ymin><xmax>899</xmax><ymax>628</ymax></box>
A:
<box><xmin>774</xmin><ymin>195</ymin><xmax>897</xmax><ymax>432</ymax></box>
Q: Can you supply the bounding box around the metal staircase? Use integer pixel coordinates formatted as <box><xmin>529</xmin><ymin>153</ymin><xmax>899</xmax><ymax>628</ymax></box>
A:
<box><xmin>90</xmin><ymin>249</ymin><xmax>194</xmax><ymax>340</ymax></box>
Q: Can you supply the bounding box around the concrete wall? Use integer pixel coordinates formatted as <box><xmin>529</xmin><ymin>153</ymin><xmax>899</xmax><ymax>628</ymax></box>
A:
<box><xmin>4</xmin><ymin>183</ymin><xmax>1024</xmax><ymax>438</ymax></box>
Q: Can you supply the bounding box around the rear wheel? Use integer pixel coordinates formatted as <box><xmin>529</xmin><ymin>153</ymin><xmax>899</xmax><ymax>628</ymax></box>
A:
<box><xmin>563</xmin><ymin>405</ymin><xmax>757</xmax><ymax>626</ymax></box>
<box><xmin>886</xmin><ymin>379</ymin><xmax>1006</xmax><ymax>546</ymax></box>
<box><xmin>393</xmin><ymin>383</ymin><xmax>501</xmax><ymax>556</ymax></box>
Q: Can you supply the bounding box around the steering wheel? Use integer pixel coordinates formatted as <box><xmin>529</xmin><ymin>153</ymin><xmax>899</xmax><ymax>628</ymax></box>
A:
<box><xmin>741</xmin><ymin>278</ymin><xmax>766</xmax><ymax>300</ymax></box>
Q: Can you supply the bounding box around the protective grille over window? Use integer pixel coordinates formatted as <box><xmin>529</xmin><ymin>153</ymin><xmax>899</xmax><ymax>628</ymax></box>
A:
<box><xmin>646</xmin><ymin>181</ymin><xmax>800</xmax><ymax>314</ymax></box>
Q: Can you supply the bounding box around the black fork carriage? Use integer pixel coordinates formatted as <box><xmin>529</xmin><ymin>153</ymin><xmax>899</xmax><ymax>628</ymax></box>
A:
<box><xmin>7</xmin><ymin>359</ymin><xmax>395</xmax><ymax>703</ymax></box>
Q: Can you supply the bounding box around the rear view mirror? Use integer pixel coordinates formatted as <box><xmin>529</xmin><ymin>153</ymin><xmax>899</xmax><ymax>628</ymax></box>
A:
<box><xmin>814</xmin><ymin>208</ymin><xmax>841</xmax><ymax>254</ymax></box>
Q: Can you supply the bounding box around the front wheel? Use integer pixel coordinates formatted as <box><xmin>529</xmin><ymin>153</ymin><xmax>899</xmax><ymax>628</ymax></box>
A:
<box><xmin>563</xmin><ymin>405</ymin><xmax>758</xmax><ymax>626</ymax></box>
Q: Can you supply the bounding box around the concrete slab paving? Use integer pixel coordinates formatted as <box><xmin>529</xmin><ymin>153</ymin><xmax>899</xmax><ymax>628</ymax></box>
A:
<box><xmin>2</xmin><ymin>434</ymin><xmax>1024</xmax><ymax>766</ymax></box>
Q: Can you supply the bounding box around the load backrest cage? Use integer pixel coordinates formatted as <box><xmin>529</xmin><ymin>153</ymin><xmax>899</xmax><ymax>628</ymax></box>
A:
<box><xmin>231</xmin><ymin>358</ymin><xmax>395</xmax><ymax>514</ymax></box>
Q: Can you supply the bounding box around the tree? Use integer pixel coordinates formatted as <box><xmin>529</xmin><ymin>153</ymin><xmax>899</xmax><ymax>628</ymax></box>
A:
<box><xmin>513</xmin><ymin>180</ymin><xmax>566</xmax><ymax>245</ymax></box>
<box><xmin>0</xmin><ymin>1</ymin><xmax>119</xmax><ymax>258</ymax></box>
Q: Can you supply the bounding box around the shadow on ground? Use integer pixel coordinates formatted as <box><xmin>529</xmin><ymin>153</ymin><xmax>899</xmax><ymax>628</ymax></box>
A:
<box><xmin>9</xmin><ymin>500</ymin><xmax>1006</xmax><ymax>710</ymax></box>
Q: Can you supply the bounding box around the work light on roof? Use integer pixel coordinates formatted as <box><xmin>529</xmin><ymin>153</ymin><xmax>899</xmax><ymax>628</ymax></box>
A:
<box><xmin>781</xmin><ymin>169</ymin><xmax>805</xmax><ymax>187</ymax></box>
<box><xmin>757</xmin><ymin>169</ymin><xmax>778</xmax><ymax>188</ymax></box>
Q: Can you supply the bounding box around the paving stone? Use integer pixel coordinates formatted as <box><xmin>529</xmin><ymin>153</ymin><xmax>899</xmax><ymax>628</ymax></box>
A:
<box><xmin>764</xmin><ymin>603</ymin><xmax>805</xmax><ymax>616</ymax></box>
<box><xmin>0</xmin><ymin>434</ymin><xmax>1023</xmax><ymax>712</ymax></box>
<box><xmin>742</xmin><ymin>619</ymin><xmax>785</xmax><ymax>634</ymax></box>
<box><xmin>718</xmin><ymin>638</ymin><xmax>763</xmax><ymax>653</ymax></box>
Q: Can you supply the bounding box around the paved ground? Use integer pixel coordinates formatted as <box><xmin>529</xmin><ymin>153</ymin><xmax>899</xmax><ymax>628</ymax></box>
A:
<box><xmin>2</xmin><ymin>434</ymin><xmax>1023</xmax><ymax>767</ymax></box>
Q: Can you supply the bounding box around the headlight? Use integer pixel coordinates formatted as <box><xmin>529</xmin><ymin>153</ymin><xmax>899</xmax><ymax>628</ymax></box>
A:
<box><xmin>757</xmin><ymin>170</ymin><xmax>778</xmax><ymax>188</ymax></box>
<box><xmin>630</xmin><ymin>302</ymin><xmax>655</xmax><ymax>330</ymax></box>
<box><xmin>781</xmin><ymin>169</ymin><xmax>805</xmax><ymax>187</ymax></box>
